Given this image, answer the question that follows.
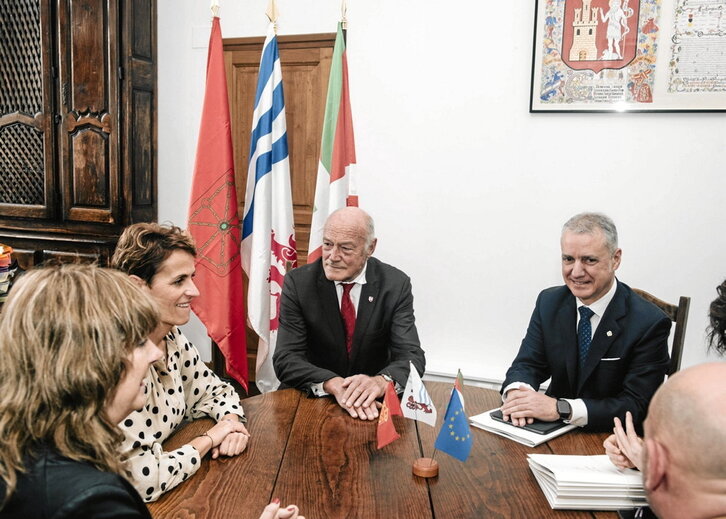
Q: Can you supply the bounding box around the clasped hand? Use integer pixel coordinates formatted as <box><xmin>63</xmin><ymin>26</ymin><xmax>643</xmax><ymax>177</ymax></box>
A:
<box><xmin>206</xmin><ymin>417</ymin><xmax>250</xmax><ymax>459</ymax></box>
<box><xmin>500</xmin><ymin>388</ymin><xmax>559</xmax><ymax>426</ymax></box>
<box><xmin>325</xmin><ymin>375</ymin><xmax>387</xmax><ymax>420</ymax></box>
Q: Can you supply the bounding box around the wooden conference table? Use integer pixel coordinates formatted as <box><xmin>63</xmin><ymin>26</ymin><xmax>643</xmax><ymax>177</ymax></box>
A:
<box><xmin>148</xmin><ymin>382</ymin><xmax>620</xmax><ymax>519</ymax></box>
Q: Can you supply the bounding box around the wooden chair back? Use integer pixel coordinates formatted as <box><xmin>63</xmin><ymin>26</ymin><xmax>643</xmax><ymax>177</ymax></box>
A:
<box><xmin>632</xmin><ymin>288</ymin><xmax>691</xmax><ymax>376</ymax></box>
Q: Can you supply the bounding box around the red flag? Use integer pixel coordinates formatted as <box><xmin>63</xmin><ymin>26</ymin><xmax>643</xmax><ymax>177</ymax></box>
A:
<box><xmin>187</xmin><ymin>17</ymin><xmax>248</xmax><ymax>390</ymax></box>
<box><xmin>385</xmin><ymin>380</ymin><xmax>402</xmax><ymax>416</ymax></box>
<box><xmin>377</xmin><ymin>381</ymin><xmax>401</xmax><ymax>449</ymax></box>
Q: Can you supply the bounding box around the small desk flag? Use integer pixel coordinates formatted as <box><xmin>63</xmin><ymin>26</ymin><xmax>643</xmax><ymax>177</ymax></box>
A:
<box><xmin>402</xmin><ymin>361</ymin><xmax>437</xmax><ymax>427</ymax></box>
<box><xmin>434</xmin><ymin>389</ymin><xmax>472</xmax><ymax>462</ymax></box>
<box><xmin>377</xmin><ymin>381</ymin><xmax>402</xmax><ymax>449</ymax></box>
<box><xmin>454</xmin><ymin>368</ymin><xmax>465</xmax><ymax>410</ymax></box>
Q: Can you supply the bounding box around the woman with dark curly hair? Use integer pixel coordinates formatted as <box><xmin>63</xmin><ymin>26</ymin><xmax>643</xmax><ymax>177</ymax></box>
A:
<box><xmin>707</xmin><ymin>279</ymin><xmax>726</xmax><ymax>356</ymax></box>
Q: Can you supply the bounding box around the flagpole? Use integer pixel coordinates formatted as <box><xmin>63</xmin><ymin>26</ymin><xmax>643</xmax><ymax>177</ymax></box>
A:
<box><xmin>210</xmin><ymin>0</ymin><xmax>219</xmax><ymax>18</ymax></box>
<box><xmin>413</xmin><ymin>447</ymin><xmax>439</xmax><ymax>478</ymax></box>
<box><xmin>341</xmin><ymin>0</ymin><xmax>348</xmax><ymax>42</ymax></box>
<box><xmin>266</xmin><ymin>0</ymin><xmax>278</xmax><ymax>30</ymax></box>
<box><xmin>412</xmin><ymin>380</ymin><xmax>439</xmax><ymax>478</ymax></box>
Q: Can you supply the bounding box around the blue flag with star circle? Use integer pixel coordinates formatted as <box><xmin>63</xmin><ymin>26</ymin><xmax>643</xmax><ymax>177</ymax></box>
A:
<box><xmin>434</xmin><ymin>388</ymin><xmax>472</xmax><ymax>462</ymax></box>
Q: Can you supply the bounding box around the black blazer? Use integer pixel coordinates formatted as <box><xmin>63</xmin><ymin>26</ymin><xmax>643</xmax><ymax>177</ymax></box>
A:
<box><xmin>0</xmin><ymin>445</ymin><xmax>151</xmax><ymax>519</ymax></box>
<box><xmin>273</xmin><ymin>257</ymin><xmax>425</xmax><ymax>391</ymax></box>
<box><xmin>502</xmin><ymin>281</ymin><xmax>671</xmax><ymax>431</ymax></box>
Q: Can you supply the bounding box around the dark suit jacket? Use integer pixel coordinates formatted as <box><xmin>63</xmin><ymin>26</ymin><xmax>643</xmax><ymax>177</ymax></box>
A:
<box><xmin>273</xmin><ymin>257</ymin><xmax>425</xmax><ymax>392</ymax></box>
<box><xmin>502</xmin><ymin>281</ymin><xmax>671</xmax><ymax>432</ymax></box>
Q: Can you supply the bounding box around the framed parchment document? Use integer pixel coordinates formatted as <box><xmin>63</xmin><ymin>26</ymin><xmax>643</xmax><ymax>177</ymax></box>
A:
<box><xmin>530</xmin><ymin>0</ymin><xmax>726</xmax><ymax>112</ymax></box>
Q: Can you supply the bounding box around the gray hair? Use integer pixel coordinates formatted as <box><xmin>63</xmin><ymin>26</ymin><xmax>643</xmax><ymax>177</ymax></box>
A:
<box><xmin>562</xmin><ymin>212</ymin><xmax>618</xmax><ymax>254</ymax></box>
<box><xmin>362</xmin><ymin>212</ymin><xmax>376</xmax><ymax>248</ymax></box>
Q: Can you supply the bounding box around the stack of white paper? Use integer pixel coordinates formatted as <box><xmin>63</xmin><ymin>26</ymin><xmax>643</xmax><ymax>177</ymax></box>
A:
<box><xmin>469</xmin><ymin>408</ymin><xmax>577</xmax><ymax>447</ymax></box>
<box><xmin>528</xmin><ymin>454</ymin><xmax>647</xmax><ymax>510</ymax></box>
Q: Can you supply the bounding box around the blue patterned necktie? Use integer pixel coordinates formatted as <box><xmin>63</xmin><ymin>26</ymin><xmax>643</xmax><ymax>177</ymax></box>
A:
<box><xmin>578</xmin><ymin>306</ymin><xmax>595</xmax><ymax>367</ymax></box>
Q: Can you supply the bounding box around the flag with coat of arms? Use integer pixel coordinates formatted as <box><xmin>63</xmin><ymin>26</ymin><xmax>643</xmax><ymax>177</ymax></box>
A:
<box><xmin>401</xmin><ymin>361</ymin><xmax>437</xmax><ymax>427</ymax></box>
<box><xmin>241</xmin><ymin>21</ymin><xmax>297</xmax><ymax>393</ymax></box>
<box><xmin>187</xmin><ymin>14</ymin><xmax>248</xmax><ymax>390</ymax></box>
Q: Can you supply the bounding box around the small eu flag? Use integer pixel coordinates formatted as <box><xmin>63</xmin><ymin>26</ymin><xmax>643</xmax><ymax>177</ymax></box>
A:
<box><xmin>434</xmin><ymin>389</ymin><xmax>472</xmax><ymax>462</ymax></box>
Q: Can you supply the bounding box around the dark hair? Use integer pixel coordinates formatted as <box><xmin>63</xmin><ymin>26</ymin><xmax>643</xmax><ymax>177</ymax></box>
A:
<box><xmin>111</xmin><ymin>223</ymin><xmax>196</xmax><ymax>284</ymax></box>
<box><xmin>708</xmin><ymin>279</ymin><xmax>726</xmax><ymax>356</ymax></box>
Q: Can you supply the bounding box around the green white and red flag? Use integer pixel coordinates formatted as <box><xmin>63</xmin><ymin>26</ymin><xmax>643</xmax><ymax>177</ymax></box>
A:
<box><xmin>307</xmin><ymin>22</ymin><xmax>357</xmax><ymax>262</ymax></box>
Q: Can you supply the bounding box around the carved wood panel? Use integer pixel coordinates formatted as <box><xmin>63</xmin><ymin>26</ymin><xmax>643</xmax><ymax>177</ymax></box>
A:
<box><xmin>57</xmin><ymin>0</ymin><xmax>119</xmax><ymax>224</ymax></box>
<box><xmin>122</xmin><ymin>0</ymin><xmax>156</xmax><ymax>224</ymax></box>
<box><xmin>0</xmin><ymin>0</ymin><xmax>55</xmax><ymax>219</ymax></box>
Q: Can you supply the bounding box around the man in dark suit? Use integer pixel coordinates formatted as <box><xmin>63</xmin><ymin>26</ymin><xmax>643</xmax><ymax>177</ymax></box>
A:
<box><xmin>501</xmin><ymin>213</ymin><xmax>671</xmax><ymax>432</ymax></box>
<box><xmin>273</xmin><ymin>207</ymin><xmax>425</xmax><ymax>420</ymax></box>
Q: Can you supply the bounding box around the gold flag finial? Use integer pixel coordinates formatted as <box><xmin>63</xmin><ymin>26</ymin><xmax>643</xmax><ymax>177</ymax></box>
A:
<box><xmin>341</xmin><ymin>0</ymin><xmax>348</xmax><ymax>30</ymax></box>
<box><xmin>266</xmin><ymin>0</ymin><xmax>279</xmax><ymax>30</ymax></box>
<box><xmin>210</xmin><ymin>0</ymin><xmax>220</xmax><ymax>18</ymax></box>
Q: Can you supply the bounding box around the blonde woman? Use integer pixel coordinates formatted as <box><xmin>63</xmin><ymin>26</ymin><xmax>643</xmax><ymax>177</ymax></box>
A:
<box><xmin>0</xmin><ymin>265</ymin><xmax>161</xmax><ymax>516</ymax></box>
<box><xmin>0</xmin><ymin>265</ymin><xmax>303</xmax><ymax>519</ymax></box>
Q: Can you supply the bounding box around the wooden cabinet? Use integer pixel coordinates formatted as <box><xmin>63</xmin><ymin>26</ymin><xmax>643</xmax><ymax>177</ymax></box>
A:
<box><xmin>0</xmin><ymin>0</ymin><xmax>156</xmax><ymax>268</ymax></box>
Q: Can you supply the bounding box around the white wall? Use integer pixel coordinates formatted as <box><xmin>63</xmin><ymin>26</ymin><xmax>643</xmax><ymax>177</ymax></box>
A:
<box><xmin>158</xmin><ymin>1</ymin><xmax>726</xmax><ymax>383</ymax></box>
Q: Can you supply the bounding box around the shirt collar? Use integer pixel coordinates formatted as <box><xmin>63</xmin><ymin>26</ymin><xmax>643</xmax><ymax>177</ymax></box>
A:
<box><xmin>576</xmin><ymin>278</ymin><xmax>618</xmax><ymax>317</ymax></box>
<box><xmin>335</xmin><ymin>260</ymin><xmax>368</xmax><ymax>287</ymax></box>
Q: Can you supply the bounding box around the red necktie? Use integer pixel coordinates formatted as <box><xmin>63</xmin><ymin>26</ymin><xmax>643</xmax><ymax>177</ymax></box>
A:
<box><xmin>341</xmin><ymin>283</ymin><xmax>356</xmax><ymax>355</ymax></box>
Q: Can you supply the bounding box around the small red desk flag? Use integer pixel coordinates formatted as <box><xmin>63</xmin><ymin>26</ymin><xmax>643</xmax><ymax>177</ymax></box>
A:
<box><xmin>377</xmin><ymin>381</ymin><xmax>402</xmax><ymax>449</ymax></box>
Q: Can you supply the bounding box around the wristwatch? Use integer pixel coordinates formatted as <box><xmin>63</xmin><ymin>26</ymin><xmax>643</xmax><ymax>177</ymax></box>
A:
<box><xmin>556</xmin><ymin>398</ymin><xmax>572</xmax><ymax>421</ymax></box>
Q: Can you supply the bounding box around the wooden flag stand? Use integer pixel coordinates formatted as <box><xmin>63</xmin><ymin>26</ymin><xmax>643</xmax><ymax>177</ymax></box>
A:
<box><xmin>413</xmin><ymin>457</ymin><xmax>439</xmax><ymax>478</ymax></box>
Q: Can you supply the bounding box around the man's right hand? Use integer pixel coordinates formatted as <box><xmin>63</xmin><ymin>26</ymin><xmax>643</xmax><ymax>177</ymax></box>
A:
<box><xmin>500</xmin><ymin>387</ymin><xmax>558</xmax><ymax>425</ymax></box>
<box><xmin>324</xmin><ymin>376</ymin><xmax>382</xmax><ymax>420</ymax></box>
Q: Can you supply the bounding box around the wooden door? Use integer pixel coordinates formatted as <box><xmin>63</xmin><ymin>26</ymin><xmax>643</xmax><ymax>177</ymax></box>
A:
<box><xmin>224</xmin><ymin>33</ymin><xmax>335</xmax><ymax>265</ymax></box>
<box><xmin>223</xmin><ymin>33</ymin><xmax>334</xmax><ymax>386</ymax></box>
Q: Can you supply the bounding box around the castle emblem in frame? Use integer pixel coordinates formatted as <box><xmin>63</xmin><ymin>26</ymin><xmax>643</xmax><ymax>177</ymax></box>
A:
<box><xmin>562</xmin><ymin>0</ymin><xmax>640</xmax><ymax>73</ymax></box>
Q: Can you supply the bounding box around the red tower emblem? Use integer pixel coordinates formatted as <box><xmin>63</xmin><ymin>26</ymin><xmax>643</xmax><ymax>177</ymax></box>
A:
<box><xmin>562</xmin><ymin>0</ymin><xmax>640</xmax><ymax>73</ymax></box>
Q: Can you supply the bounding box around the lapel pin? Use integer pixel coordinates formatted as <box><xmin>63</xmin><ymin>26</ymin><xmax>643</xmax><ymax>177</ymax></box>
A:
<box><xmin>607</xmin><ymin>331</ymin><xmax>613</xmax><ymax>337</ymax></box>
<box><xmin>368</xmin><ymin>296</ymin><xmax>374</xmax><ymax>303</ymax></box>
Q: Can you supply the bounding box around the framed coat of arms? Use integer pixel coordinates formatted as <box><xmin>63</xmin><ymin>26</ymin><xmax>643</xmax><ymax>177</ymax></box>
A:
<box><xmin>530</xmin><ymin>0</ymin><xmax>726</xmax><ymax>112</ymax></box>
